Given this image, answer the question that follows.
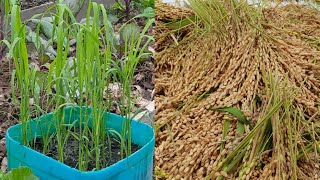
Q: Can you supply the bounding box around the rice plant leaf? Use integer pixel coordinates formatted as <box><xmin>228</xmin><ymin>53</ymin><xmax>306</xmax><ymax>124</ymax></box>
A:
<box><xmin>82</xmin><ymin>135</ymin><xmax>90</xmax><ymax>142</ymax></box>
<box><xmin>236</xmin><ymin>122</ymin><xmax>245</xmax><ymax>134</ymax></box>
<box><xmin>166</xmin><ymin>15</ymin><xmax>196</xmax><ymax>29</ymax></box>
<box><xmin>10</xmin><ymin>70</ymin><xmax>17</xmax><ymax>104</ymax></box>
<box><xmin>2</xmin><ymin>38</ymin><xmax>20</xmax><ymax>58</ymax></box>
<box><xmin>9</xmin><ymin>0</ymin><xmax>17</xmax><ymax>6</ymax></box>
<box><xmin>107</xmin><ymin>129</ymin><xmax>123</xmax><ymax>142</ymax></box>
<box><xmin>221</xmin><ymin>118</ymin><xmax>231</xmax><ymax>152</ymax></box>
<box><xmin>61</xmin><ymin>119</ymin><xmax>78</xmax><ymax>127</ymax></box>
<box><xmin>220</xmin><ymin>148</ymin><xmax>246</xmax><ymax>177</ymax></box>
<box><xmin>70</xmin><ymin>132</ymin><xmax>80</xmax><ymax>141</ymax></box>
<box><xmin>210</xmin><ymin>107</ymin><xmax>252</xmax><ymax>129</ymax></box>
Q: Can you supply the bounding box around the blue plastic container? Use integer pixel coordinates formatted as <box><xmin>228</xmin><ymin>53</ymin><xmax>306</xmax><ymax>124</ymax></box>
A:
<box><xmin>6</xmin><ymin>106</ymin><xmax>155</xmax><ymax>180</ymax></box>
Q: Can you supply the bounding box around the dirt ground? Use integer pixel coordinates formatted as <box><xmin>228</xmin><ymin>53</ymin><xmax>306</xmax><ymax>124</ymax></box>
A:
<box><xmin>20</xmin><ymin>0</ymin><xmax>54</xmax><ymax>10</ymax></box>
<box><xmin>0</xmin><ymin>58</ymin><xmax>18</xmax><ymax>171</ymax></box>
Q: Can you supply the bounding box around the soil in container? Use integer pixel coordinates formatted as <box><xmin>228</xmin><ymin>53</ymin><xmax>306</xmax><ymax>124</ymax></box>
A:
<box><xmin>33</xmin><ymin>128</ymin><xmax>140</xmax><ymax>171</ymax></box>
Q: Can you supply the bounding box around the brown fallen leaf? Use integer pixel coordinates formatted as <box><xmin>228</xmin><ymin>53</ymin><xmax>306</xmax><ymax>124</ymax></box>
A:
<box><xmin>1</xmin><ymin>157</ymin><xmax>7</xmax><ymax>172</ymax></box>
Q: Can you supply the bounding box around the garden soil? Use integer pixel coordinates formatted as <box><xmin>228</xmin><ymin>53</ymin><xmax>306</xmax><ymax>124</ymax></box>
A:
<box><xmin>155</xmin><ymin>2</ymin><xmax>320</xmax><ymax>179</ymax></box>
<box><xmin>0</xmin><ymin>58</ymin><xmax>18</xmax><ymax>171</ymax></box>
<box><xmin>34</xmin><ymin>133</ymin><xmax>140</xmax><ymax>171</ymax></box>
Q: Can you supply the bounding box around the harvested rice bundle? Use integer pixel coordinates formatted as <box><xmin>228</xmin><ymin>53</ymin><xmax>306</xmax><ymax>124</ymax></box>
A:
<box><xmin>155</xmin><ymin>1</ymin><xmax>194</xmax><ymax>51</ymax></box>
<box><xmin>155</xmin><ymin>0</ymin><xmax>193</xmax><ymax>22</ymax></box>
<box><xmin>155</xmin><ymin>1</ymin><xmax>320</xmax><ymax>179</ymax></box>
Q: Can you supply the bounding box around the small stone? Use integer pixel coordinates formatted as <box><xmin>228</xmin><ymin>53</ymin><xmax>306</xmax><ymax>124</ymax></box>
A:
<box><xmin>29</xmin><ymin>98</ymin><xmax>35</xmax><ymax>106</ymax></box>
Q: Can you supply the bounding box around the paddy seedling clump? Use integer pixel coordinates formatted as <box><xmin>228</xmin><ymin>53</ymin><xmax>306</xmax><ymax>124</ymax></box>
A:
<box><xmin>5</xmin><ymin>0</ymin><xmax>154</xmax><ymax>172</ymax></box>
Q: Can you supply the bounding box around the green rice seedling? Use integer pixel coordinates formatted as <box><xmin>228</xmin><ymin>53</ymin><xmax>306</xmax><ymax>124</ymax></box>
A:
<box><xmin>5</xmin><ymin>0</ymin><xmax>77</xmax><ymax>163</ymax></box>
<box><xmin>0</xmin><ymin>0</ymin><xmax>15</xmax><ymax>71</ymax></box>
<box><xmin>49</xmin><ymin>3</ymin><xmax>69</xmax><ymax>163</ymax></box>
<box><xmin>77</xmin><ymin>2</ymin><xmax>113</xmax><ymax>170</ymax></box>
<box><xmin>7</xmin><ymin>0</ymin><xmax>154</xmax><ymax>172</ymax></box>
<box><xmin>6</xmin><ymin>2</ymin><xmax>49</xmax><ymax>148</ymax></box>
<box><xmin>70</xmin><ymin>0</ymin><xmax>154</xmax><ymax>170</ymax></box>
<box><xmin>9</xmin><ymin>4</ymin><xmax>34</xmax><ymax>146</ymax></box>
<box><xmin>43</xmin><ymin>0</ymin><xmax>81</xmax><ymax>163</ymax></box>
<box><xmin>114</xmin><ymin>18</ymin><xmax>154</xmax><ymax>158</ymax></box>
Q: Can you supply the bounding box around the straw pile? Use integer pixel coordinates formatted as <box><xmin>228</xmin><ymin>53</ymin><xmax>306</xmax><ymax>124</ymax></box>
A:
<box><xmin>155</xmin><ymin>1</ymin><xmax>320</xmax><ymax>179</ymax></box>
